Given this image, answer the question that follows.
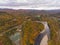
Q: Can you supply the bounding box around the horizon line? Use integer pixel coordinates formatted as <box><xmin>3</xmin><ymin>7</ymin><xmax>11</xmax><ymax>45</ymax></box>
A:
<box><xmin>0</xmin><ymin>6</ymin><xmax>60</xmax><ymax>10</ymax></box>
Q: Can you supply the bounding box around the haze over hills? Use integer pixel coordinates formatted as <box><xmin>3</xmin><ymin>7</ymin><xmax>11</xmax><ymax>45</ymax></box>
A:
<box><xmin>0</xmin><ymin>8</ymin><xmax>60</xmax><ymax>14</ymax></box>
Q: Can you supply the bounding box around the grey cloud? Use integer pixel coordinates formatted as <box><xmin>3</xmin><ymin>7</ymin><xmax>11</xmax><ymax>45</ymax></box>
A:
<box><xmin>0</xmin><ymin>0</ymin><xmax>60</xmax><ymax>9</ymax></box>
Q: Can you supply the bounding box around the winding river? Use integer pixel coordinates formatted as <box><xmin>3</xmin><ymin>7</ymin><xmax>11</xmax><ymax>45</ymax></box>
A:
<box><xmin>34</xmin><ymin>21</ymin><xmax>50</xmax><ymax>45</ymax></box>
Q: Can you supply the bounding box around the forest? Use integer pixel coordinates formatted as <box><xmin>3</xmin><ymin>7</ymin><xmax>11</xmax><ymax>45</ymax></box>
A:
<box><xmin>0</xmin><ymin>10</ymin><xmax>60</xmax><ymax>45</ymax></box>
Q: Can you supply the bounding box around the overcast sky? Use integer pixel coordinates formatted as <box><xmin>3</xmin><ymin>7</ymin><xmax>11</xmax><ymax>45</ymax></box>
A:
<box><xmin>0</xmin><ymin>0</ymin><xmax>60</xmax><ymax>10</ymax></box>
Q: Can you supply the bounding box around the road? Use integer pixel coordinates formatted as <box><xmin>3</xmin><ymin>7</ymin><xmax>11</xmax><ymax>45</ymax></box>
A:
<box><xmin>34</xmin><ymin>21</ymin><xmax>50</xmax><ymax>45</ymax></box>
<box><xmin>0</xmin><ymin>20</ymin><xmax>25</xmax><ymax>45</ymax></box>
<box><xmin>0</xmin><ymin>24</ymin><xmax>21</xmax><ymax>36</ymax></box>
<box><xmin>0</xmin><ymin>20</ymin><xmax>50</xmax><ymax>45</ymax></box>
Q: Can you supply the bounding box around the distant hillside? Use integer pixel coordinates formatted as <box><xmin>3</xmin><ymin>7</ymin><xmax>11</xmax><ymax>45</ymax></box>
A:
<box><xmin>0</xmin><ymin>9</ymin><xmax>60</xmax><ymax>16</ymax></box>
